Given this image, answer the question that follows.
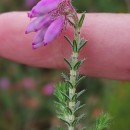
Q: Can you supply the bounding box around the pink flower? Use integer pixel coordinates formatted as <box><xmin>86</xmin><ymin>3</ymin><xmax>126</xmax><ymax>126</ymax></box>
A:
<box><xmin>26</xmin><ymin>0</ymin><xmax>74</xmax><ymax>49</ymax></box>
<box><xmin>42</xmin><ymin>83</ymin><xmax>54</xmax><ymax>96</ymax></box>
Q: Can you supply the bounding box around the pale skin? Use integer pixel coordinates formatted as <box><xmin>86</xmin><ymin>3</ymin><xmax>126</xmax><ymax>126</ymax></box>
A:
<box><xmin>0</xmin><ymin>12</ymin><xmax>130</xmax><ymax>80</ymax></box>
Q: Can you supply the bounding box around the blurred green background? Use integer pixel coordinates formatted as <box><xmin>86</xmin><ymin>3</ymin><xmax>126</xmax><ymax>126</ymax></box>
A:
<box><xmin>0</xmin><ymin>0</ymin><xmax>130</xmax><ymax>130</ymax></box>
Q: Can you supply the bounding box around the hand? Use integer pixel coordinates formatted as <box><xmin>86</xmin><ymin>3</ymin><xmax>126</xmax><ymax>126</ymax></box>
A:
<box><xmin>0</xmin><ymin>12</ymin><xmax>130</xmax><ymax>80</ymax></box>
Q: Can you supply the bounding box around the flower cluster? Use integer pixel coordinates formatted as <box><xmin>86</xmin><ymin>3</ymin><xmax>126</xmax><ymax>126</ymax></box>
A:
<box><xmin>26</xmin><ymin>0</ymin><xmax>74</xmax><ymax>49</ymax></box>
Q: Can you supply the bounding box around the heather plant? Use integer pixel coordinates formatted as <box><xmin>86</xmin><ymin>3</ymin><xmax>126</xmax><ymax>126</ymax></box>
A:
<box><xmin>26</xmin><ymin>0</ymin><xmax>111</xmax><ymax>129</ymax></box>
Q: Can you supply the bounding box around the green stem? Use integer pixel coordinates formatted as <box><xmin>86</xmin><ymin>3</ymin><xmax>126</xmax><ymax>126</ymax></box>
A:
<box><xmin>68</xmin><ymin>26</ymin><xmax>80</xmax><ymax>130</ymax></box>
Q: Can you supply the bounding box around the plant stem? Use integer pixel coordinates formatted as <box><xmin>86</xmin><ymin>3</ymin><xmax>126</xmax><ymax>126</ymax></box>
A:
<box><xmin>68</xmin><ymin>25</ymin><xmax>80</xmax><ymax>130</ymax></box>
<box><xmin>54</xmin><ymin>13</ymin><xmax>86</xmax><ymax>130</ymax></box>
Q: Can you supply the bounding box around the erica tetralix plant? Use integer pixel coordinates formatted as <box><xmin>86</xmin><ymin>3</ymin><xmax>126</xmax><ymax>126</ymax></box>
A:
<box><xmin>26</xmin><ymin>0</ymin><xmax>111</xmax><ymax>130</ymax></box>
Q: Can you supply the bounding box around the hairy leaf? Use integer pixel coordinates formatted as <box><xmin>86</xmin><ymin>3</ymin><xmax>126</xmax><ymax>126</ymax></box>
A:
<box><xmin>74</xmin><ymin>104</ymin><xmax>86</xmax><ymax>113</ymax></box>
<box><xmin>73</xmin><ymin>40</ymin><xmax>78</xmax><ymax>53</ymax></box>
<box><xmin>76</xmin><ymin>76</ymin><xmax>86</xmax><ymax>87</ymax></box>
<box><xmin>64</xmin><ymin>58</ymin><xmax>72</xmax><ymax>69</ymax></box>
<box><xmin>78</xmin><ymin>13</ymin><xmax>85</xmax><ymax>28</ymax></box>
<box><xmin>78</xmin><ymin>39</ymin><xmax>88</xmax><ymax>52</ymax></box>
<box><xmin>61</xmin><ymin>72</ymin><xmax>69</xmax><ymax>81</ymax></box>
<box><xmin>64</xmin><ymin>36</ymin><xmax>73</xmax><ymax>47</ymax></box>
<box><xmin>77</xmin><ymin>89</ymin><xmax>86</xmax><ymax>98</ymax></box>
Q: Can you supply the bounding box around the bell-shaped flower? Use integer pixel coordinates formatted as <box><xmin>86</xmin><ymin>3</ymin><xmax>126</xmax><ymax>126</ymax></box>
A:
<box><xmin>26</xmin><ymin>0</ymin><xmax>74</xmax><ymax>49</ymax></box>
<box><xmin>32</xmin><ymin>16</ymin><xmax>64</xmax><ymax>49</ymax></box>
<box><xmin>25</xmin><ymin>14</ymin><xmax>52</xmax><ymax>33</ymax></box>
<box><xmin>28</xmin><ymin>0</ymin><xmax>62</xmax><ymax>18</ymax></box>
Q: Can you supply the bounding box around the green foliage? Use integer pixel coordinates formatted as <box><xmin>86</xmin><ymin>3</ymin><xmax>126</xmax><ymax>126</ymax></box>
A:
<box><xmin>78</xmin><ymin>13</ymin><xmax>86</xmax><ymax>28</ymax></box>
<box><xmin>0</xmin><ymin>77</ymin><xmax>54</xmax><ymax>130</ymax></box>
<box><xmin>57</xmin><ymin>127</ymin><xmax>65</xmax><ymax>130</ymax></box>
<box><xmin>64</xmin><ymin>36</ymin><xmax>73</xmax><ymax>47</ymax></box>
<box><xmin>61</xmin><ymin>73</ymin><xmax>69</xmax><ymax>81</ymax></box>
<box><xmin>78</xmin><ymin>39</ymin><xmax>88</xmax><ymax>52</ymax></box>
<box><xmin>54</xmin><ymin>82</ymin><xmax>68</xmax><ymax>103</ymax></box>
<box><xmin>73</xmin><ymin>40</ymin><xmax>78</xmax><ymax>53</ymax></box>
<box><xmin>64</xmin><ymin>58</ymin><xmax>72</xmax><ymax>69</ymax></box>
<box><xmin>55</xmin><ymin>70</ymin><xmax>87</xmax><ymax>129</ymax></box>
<box><xmin>73</xmin><ymin>0</ymin><xmax>127</xmax><ymax>13</ymax></box>
<box><xmin>105</xmin><ymin>82</ymin><xmax>130</xmax><ymax>130</ymax></box>
<box><xmin>0</xmin><ymin>59</ymin><xmax>57</xmax><ymax>130</ymax></box>
<box><xmin>76</xmin><ymin>76</ymin><xmax>86</xmax><ymax>87</ymax></box>
<box><xmin>54</xmin><ymin>83</ymin><xmax>70</xmax><ymax>121</ymax></box>
<box><xmin>74</xmin><ymin>60</ymin><xmax>85</xmax><ymax>70</ymax></box>
<box><xmin>94</xmin><ymin>113</ymin><xmax>111</xmax><ymax>130</ymax></box>
<box><xmin>54</xmin><ymin>82</ymin><xmax>86</xmax><ymax>128</ymax></box>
